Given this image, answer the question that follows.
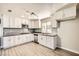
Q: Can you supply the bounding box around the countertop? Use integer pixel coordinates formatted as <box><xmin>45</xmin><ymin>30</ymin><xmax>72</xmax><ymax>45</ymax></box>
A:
<box><xmin>38</xmin><ymin>33</ymin><xmax>57</xmax><ymax>37</ymax></box>
<box><xmin>3</xmin><ymin>33</ymin><xmax>31</xmax><ymax>37</ymax></box>
<box><xmin>3</xmin><ymin>32</ymin><xmax>57</xmax><ymax>37</ymax></box>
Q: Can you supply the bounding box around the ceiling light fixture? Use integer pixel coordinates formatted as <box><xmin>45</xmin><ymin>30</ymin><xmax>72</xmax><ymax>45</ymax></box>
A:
<box><xmin>8</xmin><ymin>9</ymin><xmax>12</xmax><ymax>12</ymax></box>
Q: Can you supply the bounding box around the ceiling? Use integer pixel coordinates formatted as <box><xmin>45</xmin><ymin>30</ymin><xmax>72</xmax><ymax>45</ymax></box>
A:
<box><xmin>0</xmin><ymin>3</ymin><xmax>53</xmax><ymax>19</ymax></box>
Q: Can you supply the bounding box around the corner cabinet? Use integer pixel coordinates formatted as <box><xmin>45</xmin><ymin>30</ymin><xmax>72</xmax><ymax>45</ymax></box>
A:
<box><xmin>38</xmin><ymin>34</ymin><xmax>57</xmax><ymax>50</ymax></box>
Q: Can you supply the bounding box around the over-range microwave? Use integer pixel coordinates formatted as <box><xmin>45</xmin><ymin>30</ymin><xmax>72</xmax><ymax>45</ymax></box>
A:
<box><xmin>22</xmin><ymin>24</ymin><xmax>28</xmax><ymax>28</ymax></box>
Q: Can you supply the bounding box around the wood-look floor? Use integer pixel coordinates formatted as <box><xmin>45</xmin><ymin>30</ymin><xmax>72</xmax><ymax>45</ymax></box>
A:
<box><xmin>0</xmin><ymin>42</ymin><xmax>78</xmax><ymax>56</ymax></box>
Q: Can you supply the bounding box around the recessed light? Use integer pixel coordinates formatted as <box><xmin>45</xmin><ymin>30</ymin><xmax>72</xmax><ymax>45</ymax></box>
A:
<box><xmin>21</xmin><ymin>15</ymin><xmax>25</xmax><ymax>17</ymax></box>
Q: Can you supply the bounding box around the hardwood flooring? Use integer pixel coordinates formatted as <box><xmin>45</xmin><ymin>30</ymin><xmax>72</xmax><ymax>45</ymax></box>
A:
<box><xmin>0</xmin><ymin>42</ymin><xmax>78</xmax><ymax>56</ymax></box>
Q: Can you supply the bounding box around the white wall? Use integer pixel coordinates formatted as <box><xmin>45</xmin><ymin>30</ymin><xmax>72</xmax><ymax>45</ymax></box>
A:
<box><xmin>58</xmin><ymin>18</ymin><xmax>79</xmax><ymax>54</ymax></box>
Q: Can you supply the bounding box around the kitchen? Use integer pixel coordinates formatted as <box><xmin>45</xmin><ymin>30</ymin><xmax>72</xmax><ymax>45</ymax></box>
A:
<box><xmin>0</xmin><ymin>3</ymin><xmax>79</xmax><ymax>56</ymax></box>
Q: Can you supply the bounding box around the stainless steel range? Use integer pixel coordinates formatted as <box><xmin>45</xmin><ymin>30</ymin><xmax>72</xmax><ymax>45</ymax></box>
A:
<box><xmin>34</xmin><ymin>34</ymin><xmax>39</xmax><ymax>43</ymax></box>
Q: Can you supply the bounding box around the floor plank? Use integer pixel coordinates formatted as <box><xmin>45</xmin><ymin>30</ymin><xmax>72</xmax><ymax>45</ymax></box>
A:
<box><xmin>0</xmin><ymin>42</ymin><xmax>78</xmax><ymax>56</ymax></box>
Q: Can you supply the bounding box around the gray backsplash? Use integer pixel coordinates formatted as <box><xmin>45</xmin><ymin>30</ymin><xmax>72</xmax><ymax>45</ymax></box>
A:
<box><xmin>3</xmin><ymin>28</ymin><xmax>29</xmax><ymax>35</ymax></box>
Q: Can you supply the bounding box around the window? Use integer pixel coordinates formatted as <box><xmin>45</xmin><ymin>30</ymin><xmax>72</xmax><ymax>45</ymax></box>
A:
<box><xmin>42</xmin><ymin>21</ymin><xmax>52</xmax><ymax>33</ymax></box>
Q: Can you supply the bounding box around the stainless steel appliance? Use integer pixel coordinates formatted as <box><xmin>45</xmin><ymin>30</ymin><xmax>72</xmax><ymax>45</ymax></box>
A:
<box><xmin>34</xmin><ymin>34</ymin><xmax>39</xmax><ymax>43</ymax></box>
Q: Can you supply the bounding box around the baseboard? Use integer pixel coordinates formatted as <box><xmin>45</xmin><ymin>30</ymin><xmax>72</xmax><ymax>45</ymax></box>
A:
<box><xmin>60</xmin><ymin>47</ymin><xmax>79</xmax><ymax>55</ymax></box>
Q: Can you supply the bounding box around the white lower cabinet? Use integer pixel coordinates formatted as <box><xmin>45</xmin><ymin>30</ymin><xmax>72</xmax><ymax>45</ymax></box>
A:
<box><xmin>46</xmin><ymin>36</ymin><xmax>51</xmax><ymax>48</ymax></box>
<box><xmin>47</xmin><ymin>36</ymin><xmax>57</xmax><ymax>49</ymax></box>
<box><xmin>30</xmin><ymin>34</ymin><xmax>34</xmax><ymax>41</ymax></box>
<box><xmin>38</xmin><ymin>34</ymin><xmax>42</xmax><ymax>44</ymax></box>
<box><xmin>3</xmin><ymin>34</ymin><xmax>34</xmax><ymax>49</ymax></box>
<box><xmin>3</xmin><ymin>37</ymin><xmax>11</xmax><ymax>49</ymax></box>
<box><xmin>3</xmin><ymin>36</ymin><xmax>18</xmax><ymax>49</ymax></box>
<box><xmin>14</xmin><ymin>36</ymin><xmax>18</xmax><ymax>45</ymax></box>
<box><xmin>19</xmin><ymin>35</ymin><xmax>25</xmax><ymax>43</ymax></box>
<box><xmin>41</xmin><ymin>36</ymin><xmax>47</xmax><ymax>46</ymax></box>
<box><xmin>38</xmin><ymin>34</ymin><xmax>57</xmax><ymax>49</ymax></box>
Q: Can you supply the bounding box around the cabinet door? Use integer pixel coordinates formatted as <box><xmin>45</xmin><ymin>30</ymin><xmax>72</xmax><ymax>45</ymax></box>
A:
<box><xmin>54</xmin><ymin>10</ymin><xmax>63</xmax><ymax>20</ymax></box>
<box><xmin>8</xmin><ymin>36</ymin><xmax>15</xmax><ymax>47</ymax></box>
<box><xmin>39</xmin><ymin>36</ymin><xmax>43</xmax><ymax>45</ymax></box>
<box><xmin>3</xmin><ymin>15</ymin><xmax>10</xmax><ymax>27</ymax></box>
<box><xmin>9</xmin><ymin>36</ymin><xmax>13</xmax><ymax>47</ymax></box>
<box><xmin>20</xmin><ymin>35</ymin><xmax>24</xmax><ymax>43</ymax></box>
<box><xmin>38</xmin><ymin>34</ymin><xmax>42</xmax><ymax>43</ymax></box>
<box><xmin>25</xmin><ymin>35</ymin><xmax>29</xmax><ymax>42</ymax></box>
<box><xmin>22</xmin><ymin>19</ymin><xmax>26</xmax><ymax>24</ymax></box>
<box><xmin>46</xmin><ymin>21</ymin><xmax>52</xmax><ymax>33</ymax></box>
<box><xmin>42</xmin><ymin>23</ymin><xmax>47</xmax><ymax>33</ymax></box>
<box><xmin>9</xmin><ymin>16</ymin><xmax>15</xmax><ymax>28</ymax></box>
<box><xmin>3</xmin><ymin>37</ymin><xmax>10</xmax><ymax>49</ymax></box>
<box><xmin>63</xmin><ymin>6</ymin><xmax>76</xmax><ymax>19</ymax></box>
<box><xmin>34</xmin><ymin>21</ymin><xmax>39</xmax><ymax>28</ymax></box>
<box><xmin>50</xmin><ymin>37</ymin><xmax>56</xmax><ymax>49</ymax></box>
<box><xmin>15</xmin><ymin>17</ymin><xmax>21</xmax><ymax>28</ymax></box>
<box><xmin>19</xmin><ymin>35</ymin><xmax>22</xmax><ymax>44</ymax></box>
<box><xmin>18</xmin><ymin>35</ymin><xmax>21</xmax><ymax>44</ymax></box>
<box><xmin>13</xmin><ymin>36</ymin><xmax>18</xmax><ymax>46</ymax></box>
<box><xmin>41</xmin><ymin>36</ymin><xmax>46</xmax><ymax>46</ymax></box>
<box><xmin>23</xmin><ymin>35</ymin><xmax>26</xmax><ymax>43</ymax></box>
<box><xmin>25</xmin><ymin>19</ymin><xmax>29</xmax><ymax>25</ymax></box>
<box><xmin>52</xmin><ymin>19</ymin><xmax>57</xmax><ymax>27</ymax></box>
<box><xmin>46</xmin><ymin>36</ymin><xmax>51</xmax><ymax>48</ymax></box>
<box><xmin>19</xmin><ymin>35</ymin><xmax>25</xmax><ymax>43</ymax></box>
<box><xmin>46</xmin><ymin>36</ymin><xmax>57</xmax><ymax>49</ymax></box>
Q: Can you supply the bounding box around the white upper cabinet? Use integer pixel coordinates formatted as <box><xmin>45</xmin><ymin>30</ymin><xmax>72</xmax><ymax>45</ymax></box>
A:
<box><xmin>25</xmin><ymin>19</ymin><xmax>29</xmax><ymax>25</ymax></box>
<box><xmin>9</xmin><ymin>16</ymin><xmax>15</xmax><ymax>28</ymax></box>
<box><xmin>3</xmin><ymin>14</ymin><xmax>10</xmax><ymax>28</ymax></box>
<box><xmin>46</xmin><ymin>21</ymin><xmax>52</xmax><ymax>33</ymax></box>
<box><xmin>54</xmin><ymin>10</ymin><xmax>63</xmax><ymax>20</ymax></box>
<box><xmin>21</xmin><ymin>18</ymin><xmax>26</xmax><ymax>24</ymax></box>
<box><xmin>41</xmin><ymin>22</ymin><xmax>47</xmax><ymax>33</ymax></box>
<box><xmin>63</xmin><ymin>5</ymin><xmax>76</xmax><ymax>19</ymax></box>
<box><xmin>29</xmin><ymin>20</ymin><xmax>39</xmax><ymax>28</ymax></box>
<box><xmin>51</xmin><ymin>16</ymin><xmax>57</xmax><ymax>27</ymax></box>
<box><xmin>3</xmin><ymin>14</ymin><xmax>22</xmax><ymax>28</ymax></box>
<box><xmin>15</xmin><ymin>17</ymin><xmax>21</xmax><ymax>28</ymax></box>
<box><xmin>34</xmin><ymin>20</ymin><xmax>39</xmax><ymax>28</ymax></box>
<box><xmin>53</xmin><ymin>4</ymin><xmax>77</xmax><ymax>21</ymax></box>
<box><xmin>51</xmin><ymin>3</ymin><xmax>69</xmax><ymax>14</ymax></box>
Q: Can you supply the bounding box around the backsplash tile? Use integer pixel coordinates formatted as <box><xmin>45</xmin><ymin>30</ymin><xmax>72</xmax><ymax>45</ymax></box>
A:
<box><xmin>3</xmin><ymin>28</ymin><xmax>29</xmax><ymax>35</ymax></box>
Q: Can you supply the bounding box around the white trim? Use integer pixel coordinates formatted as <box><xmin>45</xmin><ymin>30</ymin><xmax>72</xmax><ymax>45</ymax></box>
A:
<box><xmin>60</xmin><ymin>47</ymin><xmax>79</xmax><ymax>54</ymax></box>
